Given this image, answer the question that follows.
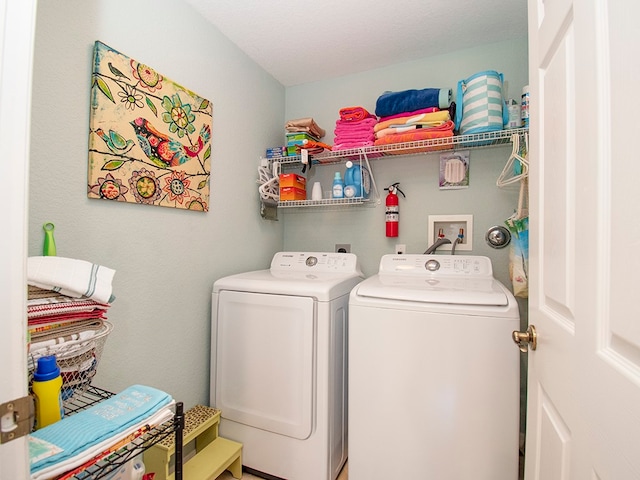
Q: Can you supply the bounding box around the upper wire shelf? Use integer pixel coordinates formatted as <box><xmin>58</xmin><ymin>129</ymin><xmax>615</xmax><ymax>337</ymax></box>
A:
<box><xmin>277</xmin><ymin>127</ymin><xmax>528</xmax><ymax>166</ymax></box>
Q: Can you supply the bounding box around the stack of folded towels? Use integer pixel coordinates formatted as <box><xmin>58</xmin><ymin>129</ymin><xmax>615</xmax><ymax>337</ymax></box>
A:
<box><xmin>373</xmin><ymin>88</ymin><xmax>456</xmax><ymax>152</ymax></box>
<box><xmin>27</xmin><ymin>256</ymin><xmax>116</xmax><ymax>396</ymax></box>
<box><xmin>333</xmin><ymin>106</ymin><xmax>378</xmax><ymax>151</ymax></box>
<box><xmin>284</xmin><ymin>117</ymin><xmax>329</xmax><ymax>155</ymax></box>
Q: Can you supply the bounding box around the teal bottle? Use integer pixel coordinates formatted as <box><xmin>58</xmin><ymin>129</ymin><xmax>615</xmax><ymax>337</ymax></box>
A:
<box><xmin>332</xmin><ymin>172</ymin><xmax>344</xmax><ymax>199</ymax></box>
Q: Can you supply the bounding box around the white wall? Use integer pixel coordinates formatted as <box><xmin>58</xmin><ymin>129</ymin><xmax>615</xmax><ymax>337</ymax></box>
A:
<box><xmin>283</xmin><ymin>38</ymin><xmax>529</xmax><ymax>290</ymax></box>
<box><xmin>28</xmin><ymin>0</ymin><xmax>285</xmax><ymax>407</ymax></box>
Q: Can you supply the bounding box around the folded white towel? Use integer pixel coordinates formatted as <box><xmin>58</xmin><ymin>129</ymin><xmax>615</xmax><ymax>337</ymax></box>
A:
<box><xmin>27</xmin><ymin>257</ymin><xmax>116</xmax><ymax>304</ymax></box>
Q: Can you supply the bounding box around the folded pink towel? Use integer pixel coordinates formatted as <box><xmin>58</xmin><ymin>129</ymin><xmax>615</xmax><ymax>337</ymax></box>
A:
<box><xmin>335</xmin><ymin>117</ymin><xmax>378</xmax><ymax>129</ymax></box>
<box><xmin>333</xmin><ymin>140</ymin><xmax>375</xmax><ymax>150</ymax></box>
<box><xmin>339</xmin><ymin>106</ymin><xmax>376</xmax><ymax>122</ymax></box>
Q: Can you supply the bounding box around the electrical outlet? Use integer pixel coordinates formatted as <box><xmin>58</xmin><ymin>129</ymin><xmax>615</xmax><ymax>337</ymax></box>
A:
<box><xmin>335</xmin><ymin>243</ymin><xmax>351</xmax><ymax>253</ymax></box>
<box><xmin>395</xmin><ymin>244</ymin><xmax>406</xmax><ymax>254</ymax></box>
<box><xmin>427</xmin><ymin>214</ymin><xmax>473</xmax><ymax>251</ymax></box>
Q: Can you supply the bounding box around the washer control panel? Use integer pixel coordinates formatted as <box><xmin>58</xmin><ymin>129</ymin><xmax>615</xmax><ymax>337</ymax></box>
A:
<box><xmin>271</xmin><ymin>252</ymin><xmax>361</xmax><ymax>273</ymax></box>
<box><xmin>379</xmin><ymin>254</ymin><xmax>493</xmax><ymax>277</ymax></box>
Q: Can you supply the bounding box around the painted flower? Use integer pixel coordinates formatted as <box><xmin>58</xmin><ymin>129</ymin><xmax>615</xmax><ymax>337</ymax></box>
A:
<box><xmin>128</xmin><ymin>168</ymin><xmax>162</xmax><ymax>205</ymax></box>
<box><xmin>117</xmin><ymin>84</ymin><xmax>144</xmax><ymax>110</ymax></box>
<box><xmin>186</xmin><ymin>197</ymin><xmax>208</xmax><ymax>211</ymax></box>
<box><xmin>88</xmin><ymin>173</ymin><xmax>129</xmax><ymax>201</ymax></box>
<box><xmin>130</xmin><ymin>60</ymin><xmax>163</xmax><ymax>93</ymax></box>
<box><xmin>163</xmin><ymin>170</ymin><xmax>191</xmax><ymax>204</ymax></box>
<box><xmin>161</xmin><ymin>94</ymin><xmax>196</xmax><ymax>138</ymax></box>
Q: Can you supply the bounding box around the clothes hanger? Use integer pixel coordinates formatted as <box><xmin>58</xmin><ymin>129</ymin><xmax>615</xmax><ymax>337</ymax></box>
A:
<box><xmin>497</xmin><ymin>132</ymin><xmax>529</xmax><ymax>187</ymax></box>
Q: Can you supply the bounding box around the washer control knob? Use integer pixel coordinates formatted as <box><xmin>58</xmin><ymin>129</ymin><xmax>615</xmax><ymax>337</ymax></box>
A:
<box><xmin>425</xmin><ymin>259</ymin><xmax>440</xmax><ymax>271</ymax></box>
<box><xmin>305</xmin><ymin>256</ymin><xmax>317</xmax><ymax>266</ymax></box>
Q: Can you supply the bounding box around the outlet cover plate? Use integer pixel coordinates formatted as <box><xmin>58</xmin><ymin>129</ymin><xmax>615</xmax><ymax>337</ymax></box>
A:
<box><xmin>428</xmin><ymin>214</ymin><xmax>473</xmax><ymax>251</ymax></box>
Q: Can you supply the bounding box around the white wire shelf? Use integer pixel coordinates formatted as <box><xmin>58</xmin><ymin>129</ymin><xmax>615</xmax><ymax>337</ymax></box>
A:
<box><xmin>278</xmin><ymin>196</ymin><xmax>373</xmax><ymax>208</ymax></box>
<box><xmin>277</xmin><ymin>127</ymin><xmax>528</xmax><ymax>166</ymax></box>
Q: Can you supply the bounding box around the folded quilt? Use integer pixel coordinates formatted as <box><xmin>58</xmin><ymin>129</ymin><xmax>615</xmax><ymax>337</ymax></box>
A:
<box><xmin>30</xmin><ymin>320</ymin><xmax>105</xmax><ymax>348</ymax></box>
<box><xmin>375</xmin><ymin>120</ymin><xmax>454</xmax><ymax>140</ymax></box>
<box><xmin>374</xmin><ymin>110</ymin><xmax>451</xmax><ymax>132</ymax></box>
<box><xmin>373</xmin><ymin>127</ymin><xmax>454</xmax><ymax>147</ymax></box>
<box><xmin>285</xmin><ymin>117</ymin><xmax>326</xmax><ymax>138</ymax></box>
<box><xmin>28</xmin><ymin>257</ymin><xmax>116</xmax><ymax>304</ymax></box>
<box><xmin>378</xmin><ymin>106</ymin><xmax>440</xmax><ymax>123</ymax></box>
<box><xmin>29</xmin><ymin>385</ymin><xmax>173</xmax><ymax>479</ymax></box>
<box><xmin>29</xmin><ymin>318</ymin><xmax>103</xmax><ymax>337</ymax></box>
<box><xmin>339</xmin><ymin>106</ymin><xmax>376</xmax><ymax>122</ymax></box>
<box><xmin>28</xmin><ymin>310</ymin><xmax>106</xmax><ymax>328</ymax></box>
<box><xmin>28</xmin><ymin>299</ymin><xmax>108</xmax><ymax>319</ymax></box>
<box><xmin>375</xmin><ymin>87</ymin><xmax>452</xmax><ymax>118</ymax></box>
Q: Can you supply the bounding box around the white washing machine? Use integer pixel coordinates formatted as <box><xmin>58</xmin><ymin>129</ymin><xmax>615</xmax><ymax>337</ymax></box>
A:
<box><xmin>210</xmin><ymin>252</ymin><xmax>363</xmax><ymax>480</ymax></box>
<box><xmin>348</xmin><ymin>254</ymin><xmax>520</xmax><ymax>480</ymax></box>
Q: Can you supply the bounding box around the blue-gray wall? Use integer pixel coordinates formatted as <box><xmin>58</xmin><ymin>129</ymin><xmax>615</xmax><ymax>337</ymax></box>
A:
<box><xmin>283</xmin><ymin>38</ymin><xmax>529</xmax><ymax>285</ymax></box>
<box><xmin>29</xmin><ymin>0</ymin><xmax>285</xmax><ymax>408</ymax></box>
<box><xmin>28</xmin><ymin>0</ymin><xmax>528</xmax><ymax>409</ymax></box>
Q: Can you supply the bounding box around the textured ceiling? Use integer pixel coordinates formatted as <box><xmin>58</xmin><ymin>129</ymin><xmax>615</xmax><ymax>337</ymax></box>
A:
<box><xmin>182</xmin><ymin>0</ymin><xmax>528</xmax><ymax>86</ymax></box>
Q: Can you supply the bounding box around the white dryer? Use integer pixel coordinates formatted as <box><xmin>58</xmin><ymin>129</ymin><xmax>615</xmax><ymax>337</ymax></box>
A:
<box><xmin>348</xmin><ymin>254</ymin><xmax>520</xmax><ymax>480</ymax></box>
<box><xmin>211</xmin><ymin>252</ymin><xmax>363</xmax><ymax>480</ymax></box>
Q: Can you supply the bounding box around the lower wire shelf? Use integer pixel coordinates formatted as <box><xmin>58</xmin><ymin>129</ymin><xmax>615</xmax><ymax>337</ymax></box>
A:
<box><xmin>61</xmin><ymin>386</ymin><xmax>184</xmax><ymax>480</ymax></box>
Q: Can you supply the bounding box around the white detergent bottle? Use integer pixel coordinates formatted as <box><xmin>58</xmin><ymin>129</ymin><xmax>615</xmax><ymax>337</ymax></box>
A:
<box><xmin>332</xmin><ymin>172</ymin><xmax>344</xmax><ymax>198</ymax></box>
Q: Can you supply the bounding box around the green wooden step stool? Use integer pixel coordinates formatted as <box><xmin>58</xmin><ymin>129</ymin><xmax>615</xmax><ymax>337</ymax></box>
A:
<box><xmin>144</xmin><ymin>405</ymin><xmax>242</xmax><ymax>480</ymax></box>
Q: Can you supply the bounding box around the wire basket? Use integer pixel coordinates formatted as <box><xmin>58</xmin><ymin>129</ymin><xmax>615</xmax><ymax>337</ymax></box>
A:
<box><xmin>28</xmin><ymin>321</ymin><xmax>113</xmax><ymax>403</ymax></box>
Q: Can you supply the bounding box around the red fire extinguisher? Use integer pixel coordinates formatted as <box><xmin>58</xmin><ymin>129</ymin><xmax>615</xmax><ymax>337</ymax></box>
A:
<box><xmin>385</xmin><ymin>183</ymin><xmax>405</xmax><ymax>237</ymax></box>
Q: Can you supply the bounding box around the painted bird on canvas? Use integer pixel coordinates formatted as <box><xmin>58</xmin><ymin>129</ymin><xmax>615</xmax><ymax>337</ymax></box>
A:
<box><xmin>95</xmin><ymin>128</ymin><xmax>135</xmax><ymax>155</ymax></box>
<box><xmin>130</xmin><ymin>117</ymin><xmax>211</xmax><ymax>168</ymax></box>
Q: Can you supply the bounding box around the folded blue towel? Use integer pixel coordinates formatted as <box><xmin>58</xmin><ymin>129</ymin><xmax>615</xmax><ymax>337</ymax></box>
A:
<box><xmin>375</xmin><ymin>88</ymin><xmax>451</xmax><ymax>118</ymax></box>
<box><xmin>29</xmin><ymin>385</ymin><xmax>172</xmax><ymax>475</ymax></box>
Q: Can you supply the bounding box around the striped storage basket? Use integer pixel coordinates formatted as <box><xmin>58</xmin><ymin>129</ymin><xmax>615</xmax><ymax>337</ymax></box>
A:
<box><xmin>455</xmin><ymin>70</ymin><xmax>507</xmax><ymax>135</ymax></box>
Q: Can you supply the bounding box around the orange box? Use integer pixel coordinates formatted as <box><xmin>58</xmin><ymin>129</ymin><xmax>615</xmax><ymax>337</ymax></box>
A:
<box><xmin>279</xmin><ymin>173</ymin><xmax>306</xmax><ymax>190</ymax></box>
<box><xmin>279</xmin><ymin>187</ymin><xmax>307</xmax><ymax>201</ymax></box>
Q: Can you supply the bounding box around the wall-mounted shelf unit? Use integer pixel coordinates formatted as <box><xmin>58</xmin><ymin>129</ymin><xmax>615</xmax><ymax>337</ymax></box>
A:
<box><xmin>265</xmin><ymin>128</ymin><xmax>528</xmax><ymax>210</ymax></box>
<box><xmin>278</xmin><ymin>128</ymin><xmax>527</xmax><ymax>166</ymax></box>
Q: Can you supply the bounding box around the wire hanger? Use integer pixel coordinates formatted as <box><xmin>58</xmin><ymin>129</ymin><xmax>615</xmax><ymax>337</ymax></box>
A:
<box><xmin>497</xmin><ymin>132</ymin><xmax>529</xmax><ymax>187</ymax></box>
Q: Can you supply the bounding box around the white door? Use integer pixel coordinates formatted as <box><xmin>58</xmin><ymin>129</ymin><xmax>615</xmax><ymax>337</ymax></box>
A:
<box><xmin>526</xmin><ymin>0</ymin><xmax>640</xmax><ymax>478</ymax></box>
<box><xmin>0</xmin><ymin>0</ymin><xmax>35</xmax><ymax>478</ymax></box>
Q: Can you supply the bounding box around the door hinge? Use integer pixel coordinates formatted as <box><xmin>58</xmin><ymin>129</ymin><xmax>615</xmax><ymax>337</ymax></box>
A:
<box><xmin>0</xmin><ymin>395</ymin><xmax>34</xmax><ymax>443</ymax></box>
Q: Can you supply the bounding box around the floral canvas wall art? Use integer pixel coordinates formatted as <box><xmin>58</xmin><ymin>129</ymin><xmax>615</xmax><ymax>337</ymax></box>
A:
<box><xmin>88</xmin><ymin>41</ymin><xmax>212</xmax><ymax>211</ymax></box>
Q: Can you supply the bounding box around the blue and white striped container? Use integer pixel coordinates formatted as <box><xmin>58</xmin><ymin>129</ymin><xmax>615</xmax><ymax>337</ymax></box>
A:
<box><xmin>455</xmin><ymin>70</ymin><xmax>507</xmax><ymax>135</ymax></box>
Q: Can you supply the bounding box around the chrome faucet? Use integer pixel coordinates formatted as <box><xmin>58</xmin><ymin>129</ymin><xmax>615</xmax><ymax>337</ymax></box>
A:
<box><xmin>423</xmin><ymin>237</ymin><xmax>451</xmax><ymax>254</ymax></box>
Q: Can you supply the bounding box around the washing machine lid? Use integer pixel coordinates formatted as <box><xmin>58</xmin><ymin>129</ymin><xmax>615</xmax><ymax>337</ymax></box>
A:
<box><xmin>353</xmin><ymin>254</ymin><xmax>509</xmax><ymax>306</ymax></box>
<box><xmin>213</xmin><ymin>252</ymin><xmax>363</xmax><ymax>301</ymax></box>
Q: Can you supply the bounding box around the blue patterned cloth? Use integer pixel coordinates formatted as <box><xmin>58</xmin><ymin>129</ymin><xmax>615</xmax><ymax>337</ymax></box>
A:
<box><xmin>29</xmin><ymin>385</ymin><xmax>172</xmax><ymax>475</ymax></box>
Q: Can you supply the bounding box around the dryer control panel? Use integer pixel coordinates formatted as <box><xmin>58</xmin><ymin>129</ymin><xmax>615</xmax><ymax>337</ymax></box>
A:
<box><xmin>379</xmin><ymin>254</ymin><xmax>494</xmax><ymax>277</ymax></box>
<box><xmin>271</xmin><ymin>252</ymin><xmax>361</xmax><ymax>274</ymax></box>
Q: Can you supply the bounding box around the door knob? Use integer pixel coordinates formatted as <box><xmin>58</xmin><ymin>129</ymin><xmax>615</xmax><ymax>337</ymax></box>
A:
<box><xmin>512</xmin><ymin>325</ymin><xmax>537</xmax><ymax>353</ymax></box>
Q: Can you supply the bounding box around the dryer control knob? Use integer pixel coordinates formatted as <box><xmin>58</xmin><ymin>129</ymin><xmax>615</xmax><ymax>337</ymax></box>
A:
<box><xmin>425</xmin><ymin>259</ymin><xmax>440</xmax><ymax>271</ymax></box>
